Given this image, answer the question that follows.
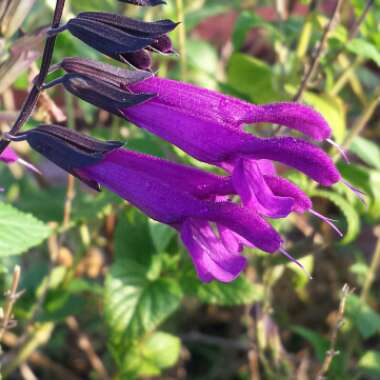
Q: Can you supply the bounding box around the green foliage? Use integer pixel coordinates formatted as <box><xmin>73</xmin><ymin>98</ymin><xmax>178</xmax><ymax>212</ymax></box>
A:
<box><xmin>0</xmin><ymin>202</ymin><xmax>51</xmax><ymax>256</ymax></box>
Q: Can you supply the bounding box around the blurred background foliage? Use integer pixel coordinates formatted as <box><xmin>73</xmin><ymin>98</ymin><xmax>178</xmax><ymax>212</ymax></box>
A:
<box><xmin>1</xmin><ymin>0</ymin><xmax>380</xmax><ymax>379</ymax></box>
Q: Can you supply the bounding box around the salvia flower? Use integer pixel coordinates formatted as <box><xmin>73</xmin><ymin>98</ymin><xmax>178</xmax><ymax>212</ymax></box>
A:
<box><xmin>52</xmin><ymin>59</ymin><xmax>355</xmax><ymax>232</ymax></box>
<box><xmin>11</xmin><ymin>125</ymin><xmax>287</xmax><ymax>282</ymax></box>
<box><xmin>53</xmin><ymin>12</ymin><xmax>178</xmax><ymax>70</ymax></box>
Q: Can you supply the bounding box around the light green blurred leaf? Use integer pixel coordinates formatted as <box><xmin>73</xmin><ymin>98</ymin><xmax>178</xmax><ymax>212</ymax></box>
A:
<box><xmin>311</xmin><ymin>190</ymin><xmax>360</xmax><ymax>244</ymax></box>
<box><xmin>182</xmin><ymin>270</ymin><xmax>263</xmax><ymax>306</ymax></box>
<box><xmin>359</xmin><ymin>351</ymin><xmax>380</xmax><ymax>377</ymax></box>
<box><xmin>351</xmin><ymin>136</ymin><xmax>380</xmax><ymax>170</ymax></box>
<box><xmin>0</xmin><ymin>202</ymin><xmax>51</xmax><ymax>256</ymax></box>
<box><xmin>228</xmin><ymin>53</ymin><xmax>284</xmax><ymax>103</ymax></box>
<box><xmin>346</xmin><ymin>294</ymin><xmax>380</xmax><ymax>339</ymax></box>
<box><xmin>347</xmin><ymin>38</ymin><xmax>380</xmax><ymax>67</ymax></box>
<box><xmin>120</xmin><ymin>332</ymin><xmax>181</xmax><ymax>377</ymax></box>
<box><xmin>302</xmin><ymin>92</ymin><xmax>346</xmax><ymax>143</ymax></box>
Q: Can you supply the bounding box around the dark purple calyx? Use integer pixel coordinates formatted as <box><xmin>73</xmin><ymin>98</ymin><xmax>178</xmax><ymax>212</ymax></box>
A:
<box><xmin>57</xmin><ymin>73</ymin><xmax>156</xmax><ymax>117</ymax></box>
<box><xmin>9</xmin><ymin>125</ymin><xmax>123</xmax><ymax>191</ymax></box>
<box><xmin>57</xmin><ymin>57</ymin><xmax>152</xmax><ymax>87</ymax></box>
<box><xmin>66</xmin><ymin>17</ymin><xmax>154</xmax><ymax>56</ymax></box>
<box><xmin>117</xmin><ymin>0</ymin><xmax>166</xmax><ymax>6</ymax></box>
<box><xmin>77</xmin><ymin>12</ymin><xmax>178</xmax><ymax>38</ymax></box>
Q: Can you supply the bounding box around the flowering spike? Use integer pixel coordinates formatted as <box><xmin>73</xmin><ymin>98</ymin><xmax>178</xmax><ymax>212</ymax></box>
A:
<box><xmin>279</xmin><ymin>247</ymin><xmax>313</xmax><ymax>279</ymax></box>
<box><xmin>310</xmin><ymin>209</ymin><xmax>343</xmax><ymax>237</ymax></box>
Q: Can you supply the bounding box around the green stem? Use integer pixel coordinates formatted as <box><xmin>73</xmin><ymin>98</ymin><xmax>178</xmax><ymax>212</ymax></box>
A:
<box><xmin>175</xmin><ymin>0</ymin><xmax>187</xmax><ymax>81</ymax></box>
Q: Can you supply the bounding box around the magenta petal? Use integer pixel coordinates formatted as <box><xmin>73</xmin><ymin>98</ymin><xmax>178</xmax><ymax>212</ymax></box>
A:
<box><xmin>263</xmin><ymin>175</ymin><xmax>312</xmax><ymax>213</ymax></box>
<box><xmin>243</xmin><ymin>136</ymin><xmax>341</xmax><ymax>186</ymax></box>
<box><xmin>231</xmin><ymin>158</ymin><xmax>294</xmax><ymax>218</ymax></box>
<box><xmin>251</xmin><ymin>102</ymin><xmax>331</xmax><ymax>140</ymax></box>
<box><xmin>0</xmin><ymin>147</ymin><xmax>19</xmax><ymax>164</ymax></box>
<box><xmin>180</xmin><ymin>219</ymin><xmax>247</xmax><ymax>283</ymax></box>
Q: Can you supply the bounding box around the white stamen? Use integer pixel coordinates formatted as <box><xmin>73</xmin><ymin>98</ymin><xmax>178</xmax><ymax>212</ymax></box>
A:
<box><xmin>310</xmin><ymin>209</ymin><xmax>343</xmax><ymax>237</ymax></box>
<box><xmin>327</xmin><ymin>138</ymin><xmax>350</xmax><ymax>164</ymax></box>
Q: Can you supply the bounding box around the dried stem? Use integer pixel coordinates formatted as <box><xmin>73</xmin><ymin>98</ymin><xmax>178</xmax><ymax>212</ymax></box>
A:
<box><xmin>0</xmin><ymin>266</ymin><xmax>22</xmax><ymax>342</ymax></box>
<box><xmin>360</xmin><ymin>226</ymin><xmax>380</xmax><ymax>303</ymax></box>
<box><xmin>0</xmin><ymin>0</ymin><xmax>66</xmax><ymax>155</ymax></box>
<box><xmin>315</xmin><ymin>284</ymin><xmax>352</xmax><ymax>380</ymax></box>
<box><xmin>293</xmin><ymin>0</ymin><xmax>344</xmax><ymax>102</ymax></box>
<box><xmin>66</xmin><ymin>316</ymin><xmax>111</xmax><ymax>380</ymax></box>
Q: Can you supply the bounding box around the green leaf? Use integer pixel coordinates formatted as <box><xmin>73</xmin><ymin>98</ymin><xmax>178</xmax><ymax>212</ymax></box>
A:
<box><xmin>350</xmin><ymin>136</ymin><xmax>380</xmax><ymax>170</ymax></box>
<box><xmin>359</xmin><ymin>351</ymin><xmax>380</xmax><ymax>377</ymax></box>
<box><xmin>105</xmin><ymin>259</ymin><xmax>182</xmax><ymax>343</ymax></box>
<box><xmin>120</xmin><ymin>332</ymin><xmax>181</xmax><ymax>377</ymax></box>
<box><xmin>148</xmin><ymin>220</ymin><xmax>176</xmax><ymax>253</ymax></box>
<box><xmin>347</xmin><ymin>38</ymin><xmax>380</xmax><ymax>67</ymax></box>
<box><xmin>346</xmin><ymin>294</ymin><xmax>380</xmax><ymax>339</ymax></box>
<box><xmin>302</xmin><ymin>92</ymin><xmax>346</xmax><ymax>143</ymax></box>
<box><xmin>0</xmin><ymin>202</ymin><xmax>51</xmax><ymax>256</ymax></box>
<box><xmin>227</xmin><ymin>53</ymin><xmax>284</xmax><ymax>104</ymax></box>
<box><xmin>232</xmin><ymin>11</ymin><xmax>279</xmax><ymax>50</ymax></box>
<box><xmin>310</xmin><ymin>190</ymin><xmax>360</xmax><ymax>244</ymax></box>
<box><xmin>182</xmin><ymin>269</ymin><xmax>263</xmax><ymax>306</ymax></box>
<box><xmin>292</xmin><ymin>326</ymin><xmax>329</xmax><ymax>361</ymax></box>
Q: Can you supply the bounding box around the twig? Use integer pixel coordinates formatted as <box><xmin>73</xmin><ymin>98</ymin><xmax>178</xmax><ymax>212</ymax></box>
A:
<box><xmin>360</xmin><ymin>226</ymin><xmax>380</xmax><ymax>303</ymax></box>
<box><xmin>66</xmin><ymin>316</ymin><xmax>110</xmax><ymax>380</ymax></box>
<box><xmin>1</xmin><ymin>331</ymin><xmax>82</xmax><ymax>380</ymax></box>
<box><xmin>175</xmin><ymin>0</ymin><xmax>187</xmax><ymax>81</ymax></box>
<box><xmin>315</xmin><ymin>284</ymin><xmax>352</xmax><ymax>380</ymax></box>
<box><xmin>293</xmin><ymin>0</ymin><xmax>344</xmax><ymax>102</ymax></box>
<box><xmin>0</xmin><ymin>0</ymin><xmax>66</xmax><ymax>155</ymax></box>
<box><xmin>340</xmin><ymin>88</ymin><xmax>380</xmax><ymax>151</ymax></box>
<box><xmin>348</xmin><ymin>0</ymin><xmax>374</xmax><ymax>41</ymax></box>
<box><xmin>0</xmin><ymin>266</ymin><xmax>22</xmax><ymax>341</ymax></box>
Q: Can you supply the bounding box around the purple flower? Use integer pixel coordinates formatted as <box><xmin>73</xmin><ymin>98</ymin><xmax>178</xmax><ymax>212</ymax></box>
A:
<box><xmin>115</xmin><ymin>77</ymin><xmax>346</xmax><ymax>221</ymax></box>
<box><xmin>10</xmin><ymin>125</ymin><xmax>286</xmax><ymax>282</ymax></box>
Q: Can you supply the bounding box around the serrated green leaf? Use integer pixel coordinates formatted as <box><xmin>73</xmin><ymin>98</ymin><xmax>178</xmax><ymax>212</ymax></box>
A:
<box><xmin>105</xmin><ymin>259</ymin><xmax>182</xmax><ymax>345</ymax></box>
<box><xmin>0</xmin><ymin>202</ymin><xmax>51</xmax><ymax>256</ymax></box>
<box><xmin>182</xmin><ymin>269</ymin><xmax>263</xmax><ymax>306</ymax></box>
<box><xmin>346</xmin><ymin>294</ymin><xmax>380</xmax><ymax>339</ymax></box>
<box><xmin>311</xmin><ymin>190</ymin><xmax>360</xmax><ymax>244</ymax></box>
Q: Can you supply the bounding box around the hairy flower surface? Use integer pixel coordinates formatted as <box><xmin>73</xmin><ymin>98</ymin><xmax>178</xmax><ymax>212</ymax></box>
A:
<box><xmin>13</xmin><ymin>125</ymin><xmax>285</xmax><ymax>282</ymax></box>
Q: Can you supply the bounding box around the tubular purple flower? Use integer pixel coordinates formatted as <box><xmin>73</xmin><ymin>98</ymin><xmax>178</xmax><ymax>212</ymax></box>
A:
<box><xmin>120</xmin><ymin>92</ymin><xmax>341</xmax><ymax>186</ymax></box>
<box><xmin>76</xmin><ymin>148</ymin><xmax>283</xmax><ymax>282</ymax></box>
<box><xmin>126</xmin><ymin>77</ymin><xmax>332</xmax><ymax>140</ymax></box>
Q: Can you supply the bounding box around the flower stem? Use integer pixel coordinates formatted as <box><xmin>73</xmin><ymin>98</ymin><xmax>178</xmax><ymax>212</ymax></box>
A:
<box><xmin>175</xmin><ymin>0</ymin><xmax>187</xmax><ymax>81</ymax></box>
<box><xmin>360</xmin><ymin>227</ymin><xmax>380</xmax><ymax>303</ymax></box>
<box><xmin>0</xmin><ymin>0</ymin><xmax>66</xmax><ymax>155</ymax></box>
